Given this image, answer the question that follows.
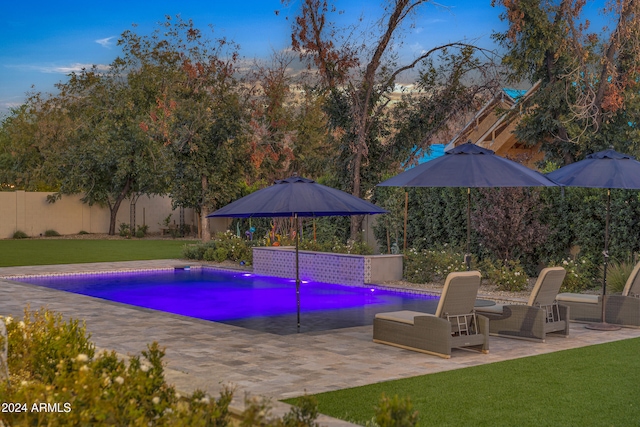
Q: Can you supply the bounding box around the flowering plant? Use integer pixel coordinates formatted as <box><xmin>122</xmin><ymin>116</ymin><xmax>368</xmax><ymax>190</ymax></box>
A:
<box><xmin>549</xmin><ymin>257</ymin><xmax>595</xmax><ymax>292</ymax></box>
<box><xmin>403</xmin><ymin>245</ymin><xmax>468</xmax><ymax>284</ymax></box>
<box><xmin>483</xmin><ymin>259</ymin><xmax>529</xmax><ymax>292</ymax></box>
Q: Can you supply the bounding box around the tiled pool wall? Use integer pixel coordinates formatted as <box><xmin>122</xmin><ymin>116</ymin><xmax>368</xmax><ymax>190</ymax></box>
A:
<box><xmin>1</xmin><ymin>265</ymin><xmax>439</xmax><ymax>299</ymax></box>
<box><xmin>252</xmin><ymin>247</ymin><xmax>403</xmax><ymax>286</ymax></box>
<box><xmin>2</xmin><ymin>265</ymin><xmax>201</xmax><ymax>280</ymax></box>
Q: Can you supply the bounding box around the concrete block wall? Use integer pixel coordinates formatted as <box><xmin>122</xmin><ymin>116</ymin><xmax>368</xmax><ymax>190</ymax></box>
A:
<box><xmin>0</xmin><ymin>191</ymin><xmax>197</xmax><ymax>238</ymax></box>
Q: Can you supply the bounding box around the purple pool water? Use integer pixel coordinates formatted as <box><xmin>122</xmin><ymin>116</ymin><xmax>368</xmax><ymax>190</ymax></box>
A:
<box><xmin>13</xmin><ymin>268</ymin><xmax>439</xmax><ymax>334</ymax></box>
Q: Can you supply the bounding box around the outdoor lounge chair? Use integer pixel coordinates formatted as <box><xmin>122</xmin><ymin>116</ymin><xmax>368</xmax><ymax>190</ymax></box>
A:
<box><xmin>556</xmin><ymin>261</ymin><xmax>640</xmax><ymax>327</ymax></box>
<box><xmin>372</xmin><ymin>271</ymin><xmax>488</xmax><ymax>359</ymax></box>
<box><xmin>475</xmin><ymin>267</ymin><xmax>569</xmax><ymax>342</ymax></box>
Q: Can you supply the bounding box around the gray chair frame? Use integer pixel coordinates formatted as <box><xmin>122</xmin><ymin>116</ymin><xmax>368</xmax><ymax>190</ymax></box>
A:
<box><xmin>373</xmin><ymin>271</ymin><xmax>489</xmax><ymax>359</ymax></box>
<box><xmin>557</xmin><ymin>261</ymin><xmax>640</xmax><ymax>327</ymax></box>
<box><xmin>476</xmin><ymin>267</ymin><xmax>570</xmax><ymax>342</ymax></box>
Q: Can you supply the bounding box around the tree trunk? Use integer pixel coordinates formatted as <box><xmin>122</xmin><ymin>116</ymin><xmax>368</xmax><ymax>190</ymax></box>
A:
<box><xmin>107</xmin><ymin>178</ymin><xmax>133</xmax><ymax>235</ymax></box>
<box><xmin>350</xmin><ymin>215</ymin><xmax>364</xmax><ymax>242</ymax></box>
<box><xmin>201</xmin><ymin>174</ymin><xmax>211</xmax><ymax>242</ymax></box>
<box><xmin>350</xmin><ymin>138</ymin><xmax>364</xmax><ymax>240</ymax></box>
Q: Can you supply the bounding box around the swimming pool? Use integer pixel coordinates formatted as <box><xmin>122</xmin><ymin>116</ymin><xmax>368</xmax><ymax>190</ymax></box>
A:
<box><xmin>12</xmin><ymin>268</ymin><xmax>440</xmax><ymax>334</ymax></box>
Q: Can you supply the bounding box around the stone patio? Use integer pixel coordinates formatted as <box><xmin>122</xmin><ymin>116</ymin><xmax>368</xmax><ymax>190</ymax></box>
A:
<box><xmin>1</xmin><ymin>260</ymin><xmax>639</xmax><ymax>426</ymax></box>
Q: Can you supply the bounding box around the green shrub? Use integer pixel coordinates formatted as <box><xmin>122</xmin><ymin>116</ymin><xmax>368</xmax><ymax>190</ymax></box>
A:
<box><xmin>299</xmin><ymin>239</ymin><xmax>335</xmax><ymax>253</ymax></box>
<box><xmin>183</xmin><ymin>244</ymin><xmax>207</xmax><ymax>260</ymax></box>
<box><xmin>428</xmin><ymin>246</ymin><xmax>469</xmax><ymax>278</ymax></box>
<box><xmin>403</xmin><ymin>249</ymin><xmax>434</xmax><ymax>283</ymax></box>
<box><xmin>403</xmin><ymin>246</ymin><xmax>468</xmax><ymax>284</ymax></box>
<box><xmin>549</xmin><ymin>257</ymin><xmax>596</xmax><ymax>292</ymax></box>
<box><xmin>214</xmin><ymin>247</ymin><xmax>228</xmax><ymax>263</ymax></box>
<box><xmin>0</xmin><ymin>307</ymin><xmax>319</xmax><ymax>426</ymax></box>
<box><xmin>9</xmin><ymin>308</ymin><xmax>96</xmax><ymax>383</ymax></box>
<box><xmin>483</xmin><ymin>259</ymin><xmax>529</xmax><ymax>292</ymax></box>
<box><xmin>241</xmin><ymin>394</ymin><xmax>321</xmax><ymax>427</ymax></box>
<box><xmin>299</xmin><ymin>238</ymin><xmax>374</xmax><ymax>255</ymax></box>
<box><xmin>183</xmin><ymin>235</ymin><xmax>256</xmax><ymax>265</ymax></box>
<box><xmin>229</xmin><ymin>242</ymin><xmax>252</xmax><ymax>263</ymax></box>
<box><xmin>203</xmin><ymin>247</ymin><xmax>217</xmax><ymax>262</ymax></box>
<box><xmin>346</xmin><ymin>240</ymin><xmax>374</xmax><ymax>255</ymax></box>
<box><xmin>118</xmin><ymin>223</ymin><xmax>130</xmax><ymax>237</ymax></box>
<box><xmin>12</xmin><ymin>230</ymin><xmax>28</xmax><ymax>239</ymax></box>
<box><xmin>135</xmin><ymin>225</ymin><xmax>149</xmax><ymax>238</ymax></box>
<box><xmin>282</xmin><ymin>395</ymin><xmax>320</xmax><ymax>427</ymax></box>
<box><xmin>370</xmin><ymin>394</ymin><xmax>418</xmax><ymax>427</ymax></box>
<box><xmin>44</xmin><ymin>229</ymin><xmax>61</xmax><ymax>237</ymax></box>
<box><xmin>604</xmin><ymin>260</ymin><xmax>634</xmax><ymax>294</ymax></box>
<box><xmin>183</xmin><ymin>233</ymin><xmax>374</xmax><ymax>266</ymax></box>
<box><xmin>78</xmin><ymin>230</ymin><xmax>90</xmax><ymax>235</ymax></box>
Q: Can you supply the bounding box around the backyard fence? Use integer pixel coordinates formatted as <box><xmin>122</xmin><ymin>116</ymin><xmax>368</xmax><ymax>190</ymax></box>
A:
<box><xmin>0</xmin><ymin>191</ymin><xmax>198</xmax><ymax>238</ymax></box>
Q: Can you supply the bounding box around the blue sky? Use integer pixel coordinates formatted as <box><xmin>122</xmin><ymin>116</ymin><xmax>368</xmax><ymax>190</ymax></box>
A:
<box><xmin>0</xmin><ymin>1</ymin><xmax>607</xmax><ymax>114</ymax></box>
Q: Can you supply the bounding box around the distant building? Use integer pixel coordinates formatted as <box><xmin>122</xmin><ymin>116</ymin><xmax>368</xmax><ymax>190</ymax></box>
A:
<box><xmin>444</xmin><ymin>81</ymin><xmax>543</xmax><ymax>168</ymax></box>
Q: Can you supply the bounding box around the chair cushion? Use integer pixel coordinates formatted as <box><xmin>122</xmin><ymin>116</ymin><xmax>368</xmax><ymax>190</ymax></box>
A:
<box><xmin>375</xmin><ymin>310</ymin><xmax>433</xmax><ymax>325</ymax></box>
<box><xmin>435</xmin><ymin>271</ymin><xmax>482</xmax><ymax>318</ymax></box>
<box><xmin>556</xmin><ymin>293</ymin><xmax>599</xmax><ymax>304</ymax></box>
<box><xmin>528</xmin><ymin>267</ymin><xmax>566</xmax><ymax>306</ymax></box>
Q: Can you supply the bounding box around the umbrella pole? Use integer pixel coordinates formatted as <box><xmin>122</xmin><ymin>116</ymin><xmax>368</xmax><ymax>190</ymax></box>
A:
<box><xmin>296</xmin><ymin>214</ymin><xmax>301</xmax><ymax>331</ymax></box>
<box><xmin>587</xmin><ymin>189</ymin><xmax>621</xmax><ymax>331</ymax></box>
<box><xmin>465</xmin><ymin>188</ymin><xmax>471</xmax><ymax>271</ymax></box>
<box><xmin>404</xmin><ymin>191</ymin><xmax>408</xmax><ymax>251</ymax></box>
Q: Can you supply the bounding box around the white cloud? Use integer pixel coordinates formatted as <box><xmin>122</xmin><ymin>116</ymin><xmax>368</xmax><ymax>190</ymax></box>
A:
<box><xmin>0</xmin><ymin>101</ymin><xmax>22</xmax><ymax>110</ymax></box>
<box><xmin>96</xmin><ymin>36</ymin><xmax>116</xmax><ymax>49</ymax></box>
<box><xmin>6</xmin><ymin>63</ymin><xmax>111</xmax><ymax>74</ymax></box>
<box><xmin>410</xmin><ymin>42</ymin><xmax>424</xmax><ymax>53</ymax></box>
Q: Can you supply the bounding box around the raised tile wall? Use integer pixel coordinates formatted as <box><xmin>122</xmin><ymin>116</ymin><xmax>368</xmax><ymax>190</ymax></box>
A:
<box><xmin>253</xmin><ymin>247</ymin><xmax>403</xmax><ymax>285</ymax></box>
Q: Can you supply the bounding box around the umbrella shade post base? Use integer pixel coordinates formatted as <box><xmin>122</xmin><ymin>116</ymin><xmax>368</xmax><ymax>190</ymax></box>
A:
<box><xmin>585</xmin><ymin>322</ymin><xmax>622</xmax><ymax>331</ymax></box>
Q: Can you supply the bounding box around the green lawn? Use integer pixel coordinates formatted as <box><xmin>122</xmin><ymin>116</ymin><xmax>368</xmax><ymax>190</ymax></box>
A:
<box><xmin>290</xmin><ymin>338</ymin><xmax>640</xmax><ymax>426</ymax></box>
<box><xmin>0</xmin><ymin>239</ymin><xmax>196</xmax><ymax>267</ymax></box>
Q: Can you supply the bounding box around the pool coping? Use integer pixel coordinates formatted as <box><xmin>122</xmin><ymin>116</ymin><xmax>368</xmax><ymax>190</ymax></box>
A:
<box><xmin>1</xmin><ymin>261</ymin><xmax>525</xmax><ymax>306</ymax></box>
<box><xmin>1</xmin><ymin>262</ymin><xmax>447</xmax><ymax>298</ymax></box>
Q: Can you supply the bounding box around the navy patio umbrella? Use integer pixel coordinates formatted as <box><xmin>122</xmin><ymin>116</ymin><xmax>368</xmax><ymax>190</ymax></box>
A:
<box><xmin>378</xmin><ymin>142</ymin><xmax>558</xmax><ymax>268</ymax></box>
<box><xmin>547</xmin><ymin>149</ymin><xmax>640</xmax><ymax>329</ymax></box>
<box><xmin>207</xmin><ymin>176</ymin><xmax>387</xmax><ymax>329</ymax></box>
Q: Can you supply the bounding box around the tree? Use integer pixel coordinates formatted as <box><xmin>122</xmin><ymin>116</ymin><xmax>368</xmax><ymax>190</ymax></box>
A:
<box><xmin>246</xmin><ymin>52</ymin><xmax>333</xmax><ymax>182</ymax></box>
<box><xmin>289</xmin><ymin>87</ymin><xmax>332</xmax><ymax>178</ymax></box>
<box><xmin>246</xmin><ymin>53</ymin><xmax>297</xmax><ymax>183</ymax></box>
<box><xmin>0</xmin><ymin>92</ymin><xmax>73</xmax><ymax>192</ymax></box>
<box><xmin>49</xmin><ymin>61</ymin><xmax>171</xmax><ymax>235</ymax></box>
<box><xmin>493</xmin><ymin>0</ymin><xmax>640</xmax><ymax>164</ymax></box>
<box><xmin>285</xmin><ymin>0</ymin><xmax>498</xmax><ymax>239</ymax></box>
<box><xmin>474</xmin><ymin>188</ymin><xmax>549</xmax><ymax>262</ymax></box>
<box><xmin>124</xmin><ymin>16</ymin><xmax>251</xmax><ymax>241</ymax></box>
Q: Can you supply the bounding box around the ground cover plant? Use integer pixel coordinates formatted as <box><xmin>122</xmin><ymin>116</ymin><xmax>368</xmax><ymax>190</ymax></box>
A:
<box><xmin>0</xmin><ymin>308</ymin><xmax>320</xmax><ymax>426</ymax></box>
<box><xmin>0</xmin><ymin>240</ymin><xmax>196</xmax><ymax>267</ymax></box>
<box><xmin>293</xmin><ymin>337</ymin><xmax>640</xmax><ymax>426</ymax></box>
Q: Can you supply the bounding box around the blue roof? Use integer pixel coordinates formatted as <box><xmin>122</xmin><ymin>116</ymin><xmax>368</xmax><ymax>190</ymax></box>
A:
<box><xmin>503</xmin><ymin>88</ymin><xmax>527</xmax><ymax>101</ymax></box>
<box><xmin>415</xmin><ymin>144</ymin><xmax>446</xmax><ymax>165</ymax></box>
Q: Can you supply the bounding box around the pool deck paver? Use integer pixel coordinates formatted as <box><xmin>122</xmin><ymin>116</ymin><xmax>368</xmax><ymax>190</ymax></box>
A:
<box><xmin>2</xmin><ymin>260</ymin><xmax>640</xmax><ymax>426</ymax></box>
